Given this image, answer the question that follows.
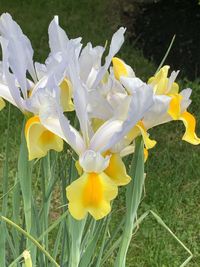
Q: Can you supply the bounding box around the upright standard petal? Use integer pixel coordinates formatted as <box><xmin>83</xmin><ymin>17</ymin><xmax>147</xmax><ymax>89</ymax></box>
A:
<box><xmin>0</xmin><ymin>13</ymin><xmax>37</xmax><ymax>97</ymax></box>
<box><xmin>92</xmin><ymin>27</ymin><xmax>126</xmax><ymax>88</ymax></box>
<box><xmin>48</xmin><ymin>16</ymin><xmax>69</xmax><ymax>54</ymax></box>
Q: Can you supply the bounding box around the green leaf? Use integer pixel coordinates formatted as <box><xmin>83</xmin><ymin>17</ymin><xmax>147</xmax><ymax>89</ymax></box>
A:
<box><xmin>115</xmin><ymin>137</ymin><xmax>145</xmax><ymax>267</ymax></box>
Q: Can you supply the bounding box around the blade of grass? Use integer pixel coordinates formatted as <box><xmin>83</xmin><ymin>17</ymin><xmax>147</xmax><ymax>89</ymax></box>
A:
<box><xmin>156</xmin><ymin>35</ymin><xmax>176</xmax><ymax>73</ymax></box>
<box><xmin>0</xmin><ymin>215</ymin><xmax>60</xmax><ymax>267</ymax></box>
<box><xmin>150</xmin><ymin>210</ymin><xmax>193</xmax><ymax>267</ymax></box>
<box><xmin>101</xmin><ymin>210</ymin><xmax>150</xmax><ymax>266</ymax></box>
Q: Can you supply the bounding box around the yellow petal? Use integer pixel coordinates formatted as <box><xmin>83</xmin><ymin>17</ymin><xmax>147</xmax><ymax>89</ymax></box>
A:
<box><xmin>112</xmin><ymin>57</ymin><xmax>128</xmax><ymax>80</ymax></box>
<box><xmin>60</xmin><ymin>78</ymin><xmax>74</xmax><ymax>112</ymax></box>
<box><xmin>25</xmin><ymin>116</ymin><xmax>63</xmax><ymax>160</ymax></box>
<box><xmin>144</xmin><ymin>148</ymin><xmax>148</xmax><ymax>162</ymax></box>
<box><xmin>127</xmin><ymin>121</ymin><xmax>156</xmax><ymax>150</ymax></box>
<box><xmin>148</xmin><ymin>66</ymin><xmax>169</xmax><ymax>94</ymax></box>
<box><xmin>168</xmin><ymin>82</ymin><xmax>179</xmax><ymax>94</ymax></box>
<box><xmin>179</xmin><ymin>111</ymin><xmax>200</xmax><ymax>145</ymax></box>
<box><xmin>0</xmin><ymin>97</ymin><xmax>6</xmax><ymax>110</ymax></box>
<box><xmin>91</xmin><ymin>118</ymin><xmax>105</xmax><ymax>133</ymax></box>
<box><xmin>66</xmin><ymin>172</ymin><xmax>118</xmax><ymax>220</ymax></box>
<box><xmin>104</xmin><ymin>152</ymin><xmax>131</xmax><ymax>186</ymax></box>
<box><xmin>168</xmin><ymin>93</ymin><xmax>182</xmax><ymax>120</ymax></box>
<box><xmin>136</xmin><ymin>121</ymin><xmax>157</xmax><ymax>149</ymax></box>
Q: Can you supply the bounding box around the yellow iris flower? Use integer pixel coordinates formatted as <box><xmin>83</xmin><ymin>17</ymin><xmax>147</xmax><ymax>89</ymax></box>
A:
<box><xmin>112</xmin><ymin>58</ymin><xmax>200</xmax><ymax>153</ymax></box>
<box><xmin>148</xmin><ymin>66</ymin><xmax>200</xmax><ymax>145</ymax></box>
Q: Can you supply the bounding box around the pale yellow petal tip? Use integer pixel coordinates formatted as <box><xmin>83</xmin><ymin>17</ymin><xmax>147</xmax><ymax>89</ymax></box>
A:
<box><xmin>23</xmin><ymin>250</ymin><xmax>32</xmax><ymax>267</ymax></box>
<box><xmin>66</xmin><ymin>172</ymin><xmax>118</xmax><ymax>220</ymax></box>
<box><xmin>136</xmin><ymin>121</ymin><xmax>157</xmax><ymax>150</ymax></box>
<box><xmin>60</xmin><ymin>78</ymin><xmax>74</xmax><ymax>112</ymax></box>
<box><xmin>180</xmin><ymin>111</ymin><xmax>200</xmax><ymax>145</ymax></box>
<box><xmin>0</xmin><ymin>97</ymin><xmax>6</xmax><ymax>111</ymax></box>
<box><xmin>144</xmin><ymin>148</ymin><xmax>148</xmax><ymax>162</ymax></box>
<box><xmin>25</xmin><ymin>116</ymin><xmax>63</xmax><ymax>161</ymax></box>
<box><xmin>112</xmin><ymin>57</ymin><xmax>128</xmax><ymax>80</ymax></box>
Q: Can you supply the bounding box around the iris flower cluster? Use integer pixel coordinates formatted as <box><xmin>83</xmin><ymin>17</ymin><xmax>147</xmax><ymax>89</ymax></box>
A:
<box><xmin>0</xmin><ymin>13</ymin><xmax>199</xmax><ymax>220</ymax></box>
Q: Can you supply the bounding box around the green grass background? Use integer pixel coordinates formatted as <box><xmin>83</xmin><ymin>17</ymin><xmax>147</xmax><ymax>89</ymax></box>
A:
<box><xmin>0</xmin><ymin>0</ymin><xmax>200</xmax><ymax>266</ymax></box>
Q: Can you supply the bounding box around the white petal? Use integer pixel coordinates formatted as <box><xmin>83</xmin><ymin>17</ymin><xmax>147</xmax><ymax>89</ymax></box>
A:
<box><xmin>120</xmin><ymin>76</ymin><xmax>145</xmax><ymax>94</ymax></box>
<box><xmin>79</xmin><ymin>150</ymin><xmax>110</xmax><ymax>173</ymax></box>
<box><xmin>35</xmin><ymin>62</ymin><xmax>47</xmax><ymax>80</ymax></box>
<box><xmin>166</xmin><ymin>70</ymin><xmax>179</xmax><ymax>93</ymax></box>
<box><xmin>92</xmin><ymin>27</ymin><xmax>126</xmax><ymax>88</ymax></box>
<box><xmin>180</xmin><ymin>88</ymin><xmax>192</xmax><ymax>112</ymax></box>
<box><xmin>89</xmin><ymin>119</ymin><xmax>123</xmax><ymax>152</ymax></box>
<box><xmin>79</xmin><ymin>43</ymin><xmax>104</xmax><ymax>85</ymax></box>
<box><xmin>0</xmin><ymin>83</ymin><xmax>17</xmax><ymax>107</ymax></box>
<box><xmin>48</xmin><ymin>16</ymin><xmax>69</xmax><ymax>54</ymax></box>
<box><xmin>0</xmin><ymin>13</ymin><xmax>37</xmax><ymax>96</ymax></box>
<box><xmin>143</xmin><ymin>95</ymin><xmax>171</xmax><ymax>129</ymax></box>
<box><xmin>87</xmin><ymin>89</ymin><xmax>113</xmax><ymax>120</ymax></box>
<box><xmin>30</xmin><ymin>83</ymin><xmax>85</xmax><ymax>154</ymax></box>
<box><xmin>90</xmin><ymin>84</ymin><xmax>154</xmax><ymax>152</ymax></box>
<box><xmin>68</xmin><ymin>51</ymin><xmax>91</xmax><ymax>142</ymax></box>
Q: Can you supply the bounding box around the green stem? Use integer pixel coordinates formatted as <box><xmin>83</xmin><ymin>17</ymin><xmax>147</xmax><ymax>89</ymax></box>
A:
<box><xmin>68</xmin><ymin>156</ymin><xmax>86</xmax><ymax>267</ymax></box>
<box><xmin>114</xmin><ymin>137</ymin><xmax>145</xmax><ymax>267</ymax></box>
<box><xmin>0</xmin><ymin>104</ymin><xmax>11</xmax><ymax>266</ymax></box>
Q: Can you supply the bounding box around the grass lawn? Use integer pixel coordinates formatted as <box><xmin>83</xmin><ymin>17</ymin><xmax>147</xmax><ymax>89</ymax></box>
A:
<box><xmin>0</xmin><ymin>0</ymin><xmax>200</xmax><ymax>266</ymax></box>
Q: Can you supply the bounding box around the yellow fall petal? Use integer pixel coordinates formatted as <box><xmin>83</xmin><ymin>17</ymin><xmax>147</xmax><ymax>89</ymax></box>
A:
<box><xmin>60</xmin><ymin>78</ymin><xmax>74</xmax><ymax>112</ymax></box>
<box><xmin>168</xmin><ymin>93</ymin><xmax>182</xmax><ymax>120</ymax></box>
<box><xmin>127</xmin><ymin>121</ymin><xmax>156</xmax><ymax>150</ymax></box>
<box><xmin>0</xmin><ymin>97</ymin><xmax>6</xmax><ymax>110</ymax></box>
<box><xmin>179</xmin><ymin>111</ymin><xmax>200</xmax><ymax>145</ymax></box>
<box><xmin>112</xmin><ymin>57</ymin><xmax>128</xmax><ymax>80</ymax></box>
<box><xmin>66</xmin><ymin>172</ymin><xmax>118</xmax><ymax>220</ymax></box>
<box><xmin>25</xmin><ymin>116</ymin><xmax>63</xmax><ymax>161</ymax></box>
<box><xmin>104</xmin><ymin>152</ymin><xmax>131</xmax><ymax>186</ymax></box>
